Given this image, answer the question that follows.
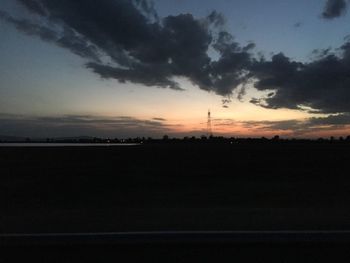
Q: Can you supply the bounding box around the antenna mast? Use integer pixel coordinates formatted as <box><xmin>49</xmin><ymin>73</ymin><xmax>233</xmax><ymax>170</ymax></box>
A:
<box><xmin>207</xmin><ymin>109</ymin><xmax>213</xmax><ymax>137</ymax></box>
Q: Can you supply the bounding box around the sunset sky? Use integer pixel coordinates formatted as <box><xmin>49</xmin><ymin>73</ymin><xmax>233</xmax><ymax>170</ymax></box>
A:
<box><xmin>1</xmin><ymin>0</ymin><xmax>350</xmax><ymax>138</ymax></box>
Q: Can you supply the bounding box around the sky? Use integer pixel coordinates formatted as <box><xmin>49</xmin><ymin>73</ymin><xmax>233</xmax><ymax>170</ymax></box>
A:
<box><xmin>1</xmin><ymin>0</ymin><xmax>350</xmax><ymax>138</ymax></box>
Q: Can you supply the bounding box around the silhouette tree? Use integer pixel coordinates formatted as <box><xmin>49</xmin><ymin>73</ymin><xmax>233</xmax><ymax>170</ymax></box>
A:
<box><xmin>272</xmin><ymin>135</ymin><xmax>280</xmax><ymax>141</ymax></box>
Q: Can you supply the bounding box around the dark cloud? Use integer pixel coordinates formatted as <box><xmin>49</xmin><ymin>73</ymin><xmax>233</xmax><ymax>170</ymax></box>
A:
<box><xmin>206</xmin><ymin>10</ymin><xmax>225</xmax><ymax>27</ymax></box>
<box><xmin>1</xmin><ymin>0</ymin><xmax>254</xmax><ymax>96</ymax></box>
<box><xmin>0</xmin><ymin>114</ymin><xmax>177</xmax><ymax>138</ymax></box>
<box><xmin>0</xmin><ymin>11</ymin><xmax>101</xmax><ymax>62</ymax></box>
<box><xmin>16</xmin><ymin>0</ymin><xmax>48</xmax><ymax>16</ymax></box>
<box><xmin>152</xmin><ymin>117</ymin><xmax>166</xmax><ymax>121</ymax></box>
<box><xmin>242</xmin><ymin>113</ymin><xmax>350</xmax><ymax>135</ymax></box>
<box><xmin>86</xmin><ymin>62</ymin><xmax>182</xmax><ymax>90</ymax></box>
<box><xmin>308</xmin><ymin>113</ymin><xmax>350</xmax><ymax>126</ymax></box>
<box><xmin>211</xmin><ymin>114</ymin><xmax>350</xmax><ymax>136</ymax></box>
<box><xmin>242</xmin><ymin>119</ymin><xmax>303</xmax><ymax>131</ymax></box>
<box><xmin>250</xmin><ymin>44</ymin><xmax>350</xmax><ymax>114</ymax></box>
<box><xmin>133</xmin><ymin>0</ymin><xmax>159</xmax><ymax>22</ymax></box>
<box><xmin>322</xmin><ymin>0</ymin><xmax>347</xmax><ymax>19</ymax></box>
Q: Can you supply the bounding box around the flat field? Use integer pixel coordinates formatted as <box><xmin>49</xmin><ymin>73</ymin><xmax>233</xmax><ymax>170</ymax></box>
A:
<box><xmin>2</xmin><ymin>142</ymin><xmax>350</xmax><ymax>233</ymax></box>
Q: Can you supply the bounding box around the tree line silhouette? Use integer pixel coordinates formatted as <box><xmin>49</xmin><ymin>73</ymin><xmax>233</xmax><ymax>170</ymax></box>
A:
<box><xmin>2</xmin><ymin>135</ymin><xmax>350</xmax><ymax>144</ymax></box>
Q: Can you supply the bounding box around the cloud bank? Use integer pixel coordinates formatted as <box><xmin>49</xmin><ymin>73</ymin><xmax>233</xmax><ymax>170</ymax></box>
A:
<box><xmin>216</xmin><ymin>113</ymin><xmax>350</xmax><ymax>137</ymax></box>
<box><xmin>1</xmin><ymin>0</ymin><xmax>253</xmax><ymax>95</ymax></box>
<box><xmin>2</xmin><ymin>113</ymin><xmax>350</xmax><ymax>139</ymax></box>
<box><xmin>250</xmin><ymin>45</ymin><xmax>350</xmax><ymax>114</ymax></box>
<box><xmin>0</xmin><ymin>114</ymin><xmax>177</xmax><ymax>138</ymax></box>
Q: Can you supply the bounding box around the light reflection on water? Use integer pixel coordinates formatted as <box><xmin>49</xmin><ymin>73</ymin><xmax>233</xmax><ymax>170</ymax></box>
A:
<box><xmin>0</xmin><ymin>143</ymin><xmax>140</xmax><ymax>147</ymax></box>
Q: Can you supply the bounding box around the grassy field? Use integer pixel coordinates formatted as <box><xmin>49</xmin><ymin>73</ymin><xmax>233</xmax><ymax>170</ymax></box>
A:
<box><xmin>2</xmin><ymin>142</ymin><xmax>350</xmax><ymax>233</ymax></box>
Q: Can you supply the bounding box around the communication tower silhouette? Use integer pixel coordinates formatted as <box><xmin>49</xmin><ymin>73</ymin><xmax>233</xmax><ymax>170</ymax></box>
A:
<box><xmin>207</xmin><ymin>109</ymin><xmax>213</xmax><ymax>137</ymax></box>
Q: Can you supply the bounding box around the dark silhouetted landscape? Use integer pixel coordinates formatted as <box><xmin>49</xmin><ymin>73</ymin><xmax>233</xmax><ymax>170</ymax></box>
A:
<box><xmin>3</xmin><ymin>139</ymin><xmax>350</xmax><ymax>233</ymax></box>
<box><xmin>3</xmin><ymin>140</ymin><xmax>350</xmax><ymax>261</ymax></box>
<box><xmin>3</xmin><ymin>0</ymin><xmax>350</xmax><ymax>261</ymax></box>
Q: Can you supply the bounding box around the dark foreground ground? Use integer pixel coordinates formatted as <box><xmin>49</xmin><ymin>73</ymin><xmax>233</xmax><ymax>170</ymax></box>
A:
<box><xmin>2</xmin><ymin>242</ymin><xmax>350</xmax><ymax>262</ymax></box>
<box><xmin>2</xmin><ymin>142</ymin><xmax>350</xmax><ymax>233</ymax></box>
<box><xmin>2</xmin><ymin>142</ymin><xmax>350</xmax><ymax>261</ymax></box>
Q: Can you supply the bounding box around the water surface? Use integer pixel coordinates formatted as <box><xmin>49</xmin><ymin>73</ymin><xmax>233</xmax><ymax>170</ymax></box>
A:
<box><xmin>0</xmin><ymin>143</ymin><xmax>139</xmax><ymax>147</ymax></box>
